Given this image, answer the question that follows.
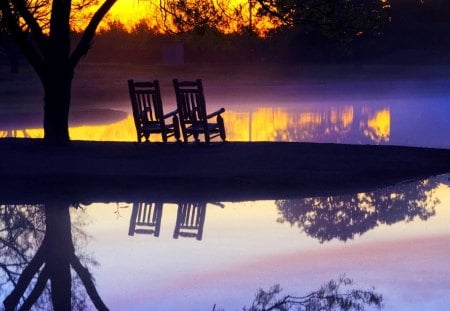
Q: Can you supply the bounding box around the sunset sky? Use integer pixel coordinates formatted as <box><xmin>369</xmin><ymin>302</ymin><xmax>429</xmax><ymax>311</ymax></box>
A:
<box><xmin>105</xmin><ymin>0</ymin><xmax>163</xmax><ymax>29</ymax></box>
<box><xmin>91</xmin><ymin>0</ymin><xmax>275</xmax><ymax>35</ymax></box>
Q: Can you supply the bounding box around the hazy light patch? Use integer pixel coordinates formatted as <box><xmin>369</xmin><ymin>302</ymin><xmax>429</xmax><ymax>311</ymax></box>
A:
<box><xmin>69</xmin><ymin>115</ymin><xmax>138</xmax><ymax>141</ymax></box>
<box><xmin>363</xmin><ymin>108</ymin><xmax>390</xmax><ymax>143</ymax></box>
<box><xmin>0</xmin><ymin>128</ymin><xmax>43</xmax><ymax>138</ymax></box>
<box><xmin>0</xmin><ymin>106</ymin><xmax>391</xmax><ymax>144</ymax></box>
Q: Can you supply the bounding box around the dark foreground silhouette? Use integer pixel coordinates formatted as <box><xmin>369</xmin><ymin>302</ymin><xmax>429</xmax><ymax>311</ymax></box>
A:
<box><xmin>1</xmin><ymin>138</ymin><xmax>449</xmax><ymax>203</ymax></box>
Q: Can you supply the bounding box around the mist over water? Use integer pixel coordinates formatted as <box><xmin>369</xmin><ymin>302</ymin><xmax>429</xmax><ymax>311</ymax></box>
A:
<box><xmin>2</xmin><ymin>75</ymin><xmax>448</xmax><ymax>148</ymax></box>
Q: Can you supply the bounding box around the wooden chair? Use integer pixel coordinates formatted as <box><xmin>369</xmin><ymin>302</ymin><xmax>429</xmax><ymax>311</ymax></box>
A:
<box><xmin>128</xmin><ymin>202</ymin><xmax>164</xmax><ymax>237</ymax></box>
<box><xmin>172</xmin><ymin>79</ymin><xmax>226</xmax><ymax>143</ymax></box>
<box><xmin>173</xmin><ymin>202</ymin><xmax>224</xmax><ymax>240</ymax></box>
<box><xmin>173</xmin><ymin>202</ymin><xmax>207</xmax><ymax>240</ymax></box>
<box><xmin>128</xmin><ymin>79</ymin><xmax>181</xmax><ymax>143</ymax></box>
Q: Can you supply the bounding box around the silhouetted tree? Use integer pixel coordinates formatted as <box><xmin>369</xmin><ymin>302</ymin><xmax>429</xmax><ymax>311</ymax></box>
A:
<box><xmin>276</xmin><ymin>178</ymin><xmax>439</xmax><ymax>243</ymax></box>
<box><xmin>159</xmin><ymin>0</ymin><xmax>227</xmax><ymax>34</ymax></box>
<box><xmin>0</xmin><ymin>0</ymin><xmax>117</xmax><ymax>143</ymax></box>
<box><xmin>257</xmin><ymin>0</ymin><xmax>390</xmax><ymax>60</ymax></box>
<box><xmin>1</xmin><ymin>203</ymin><xmax>106</xmax><ymax>310</ymax></box>
<box><xmin>385</xmin><ymin>0</ymin><xmax>450</xmax><ymax>59</ymax></box>
<box><xmin>257</xmin><ymin>0</ymin><xmax>389</xmax><ymax>39</ymax></box>
<box><xmin>243</xmin><ymin>276</ymin><xmax>382</xmax><ymax>311</ymax></box>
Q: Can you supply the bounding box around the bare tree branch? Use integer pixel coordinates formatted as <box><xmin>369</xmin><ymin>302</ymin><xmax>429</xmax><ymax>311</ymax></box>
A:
<box><xmin>70</xmin><ymin>0</ymin><xmax>117</xmax><ymax>68</ymax></box>
<box><xmin>255</xmin><ymin>0</ymin><xmax>290</xmax><ymax>25</ymax></box>
<box><xmin>18</xmin><ymin>266</ymin><xmax>50</xmax><ymax>311</ymax></box>
<box><xmin>3</xmin><ymin>246</ymin><xmax>46</xmax><ymax>311</ymax></box>
<box><xmin>11</xmin><ymin>0</ymin><xmax>47</xmax><ymax>45</ymax></box>
<box><xmin>71</xmin><ymin>253</ymin><xmax>109</xmax><ymax>311</ymax></box>
<box><xmin>0</xmin><ymin>1</ymin><xmax>45</xmax><ymax>76</ymax></box>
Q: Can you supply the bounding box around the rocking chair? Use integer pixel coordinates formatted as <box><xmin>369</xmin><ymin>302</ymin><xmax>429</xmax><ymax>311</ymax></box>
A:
<box><xmin>128</xmin><ymin>79</ymin><xmax>180</xmax><ymax>143</ymax></box>
<box><xmin>173</xmin><ymin>79</ymin><xmax>226</xmax><ymax>143</ymax></box>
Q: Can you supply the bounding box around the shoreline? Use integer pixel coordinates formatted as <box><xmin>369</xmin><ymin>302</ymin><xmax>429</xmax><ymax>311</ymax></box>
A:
<box><xmin>0</xmin><ymin>138</ymin><xmax>449</xmax><ymax>203</ymax></box>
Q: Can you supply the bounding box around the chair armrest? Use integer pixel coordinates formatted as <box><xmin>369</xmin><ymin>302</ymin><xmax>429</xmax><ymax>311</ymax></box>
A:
<box><xmin>209</xmin><ymin>202</ymin><xmax>225</xmax><ymax>208</ymax></box>
<box><xmin>163</xmin><ymin>109</ymin><xmax>178</xmax><ymax>119</ymax></box>
<box><xmin>206</xmin><ymin>108</ymin><xmax>225</xmax><ymax>119</ymax></box>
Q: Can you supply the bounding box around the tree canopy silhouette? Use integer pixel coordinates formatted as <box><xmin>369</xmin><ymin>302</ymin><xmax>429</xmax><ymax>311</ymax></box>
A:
<box><xmin>256</xmin><ymin>0</ymin><xmax>390</xmax><ymax>59</ymax></box>
<box><xmin>256</xmin><ymin>0</ymin><xmax>389</xmax><ymax>37</ymax></box>
<box><xmin>0</xmin><ymin>0</ymin><xmax>117</xmax><ymax>143</ymax></box>
<box><xmin>242</xmin><ymin>276</ymin><xmax>382</xmax><ymax>311</ymax></box>
<box><xmin>276</xmin><ymin>178</ymin><xmax>439</xmax><ymax>243</ymax></box>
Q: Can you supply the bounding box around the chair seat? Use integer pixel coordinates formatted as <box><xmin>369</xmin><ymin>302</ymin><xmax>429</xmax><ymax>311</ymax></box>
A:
<box><xmin>186</xmin><ymin>123</ymin><xmax>220</xmax><ymax>133</ymax></box>
<box><xmin>142</xmin><ymin>122</ymin><xmax>176</xmax><ymax>133</ymax></box>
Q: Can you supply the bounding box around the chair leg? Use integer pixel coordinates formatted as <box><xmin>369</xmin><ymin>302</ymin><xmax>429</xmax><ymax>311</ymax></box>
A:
<box><xmin>180</xmin><ymin>124</ymin><xmax>188</xmax><ymax>143</ymax></box>
<box><xmin>193</xmin><ymin>133</ymin><xmax>200</xmax><ymax>142</ymax></box>
<box><xmin>217</xmin><ymin>115</ymin><xmax>226</xmax><ymax>141</ymax></box>
<box><xmin>173</xmin><ymin>116</ymin><xmax>181</xmax><ymax>142</ymax></box>
<box><xmin>161</xmin><ymin>125</ymin><xmax>168</xmax><ymax>143</ymax></box>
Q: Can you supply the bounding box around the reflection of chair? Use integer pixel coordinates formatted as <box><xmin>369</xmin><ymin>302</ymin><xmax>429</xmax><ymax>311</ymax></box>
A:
<box><xmin>128</xmin><ymin>202</ymin><xmax>164</xmax><ymax>237</ymax></box>
<box><xmin>173</xmin><ymin>203</ymin><xmax>207</xmax><ymax>240</ymax></box>
<box><xmin>128</xmin><ymin>79</ymin><xmax>181</xmax><ymax>143</ymax></box>
<box><xmin>173</xmin><ymin>79</ymin><xmax>226</xmax><ymax>143</ymax></box>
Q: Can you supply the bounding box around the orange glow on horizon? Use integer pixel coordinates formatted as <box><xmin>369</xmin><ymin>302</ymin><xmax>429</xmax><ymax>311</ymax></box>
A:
<box><xmin>0</xmin><ymin>106</ymin><xmax>390</xmax><ymax>143</ymax></box>
<box><xmin>76</xmin><ymin>0</ymin><xmax>278</xmax><ymax>36</ymax></box>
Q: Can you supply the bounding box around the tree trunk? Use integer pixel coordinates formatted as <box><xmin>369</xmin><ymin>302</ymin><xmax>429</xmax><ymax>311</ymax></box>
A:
<box><xmin>45</xmin><ymin>205</ymin><xmax>73</xmax><ymax>310</ymax></box>
<box><xmin>42</xmin><ymin>68</ymin><xmax>73</xmax><ymax>144</ymax></box>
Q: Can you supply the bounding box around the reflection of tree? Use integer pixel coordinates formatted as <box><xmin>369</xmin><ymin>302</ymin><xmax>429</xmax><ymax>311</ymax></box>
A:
<box><xmin>276</xmin><ymin>178</ymin><xmax>439</xmax><ymax>242</ymax></box>
<box><xmin>1</xmin><ymin>203</ymin><xmax>108</xmax><ymax>310</ymax></box>
<box><xmin>226</xmin><ymin>106</ymin><xmax>390</xmax><ymax>144</ymax></box>
<box><xmin>0</xmin><ymin>130</ymin><xmax>33</xmax><ymax>138</ymax></box>
<box><xmin>243</xmin><ymin>276</ymin><xmax>382</xmax><ymax>311</ymax></box>
<box><xmin>0</xmin><ymin>205</ymin><xmax>46</xmax><ymax>307</ymax></box>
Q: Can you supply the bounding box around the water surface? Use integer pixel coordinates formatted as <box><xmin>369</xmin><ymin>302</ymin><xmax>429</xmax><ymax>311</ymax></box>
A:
<box><xmin>1</xmin><ymin>79</ymin><xmax>449</xmax><ymax>148</ymax></box>
<box><xmin>1</xmin><ymin>174</ymin><xmax>449</xmax><ymax>310</ymax></box>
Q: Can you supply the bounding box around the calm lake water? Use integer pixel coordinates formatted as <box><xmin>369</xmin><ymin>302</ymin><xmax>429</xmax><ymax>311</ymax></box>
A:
<box><xmin>1</xmin><ymin>174</ymin><xmax>449</xmax><ymax>310</ymax></box>
<box><xmin>1</xmin><ymin>79</ymin><xmax>449</xmax><ymax>148</ymax></box>
<box><xmin>1</xmin><ymin>78</ymin><xmax>449</xmax><ymax>309</ymax></box>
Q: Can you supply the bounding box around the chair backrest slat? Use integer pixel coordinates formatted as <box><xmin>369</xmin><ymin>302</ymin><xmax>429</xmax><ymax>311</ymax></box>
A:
<box><xmin>128</xmin><ymin>80</ymin><xmax>164</xmax><ymax>125</ymax></box>
<box><xmin>173</xmin><ymin>79</ymin><xmax>207</xmax><ymax>124</ymax></box>
<box><xmin>128</xmin><ymin>79</ymin><xmax>181</xmax><ymax>143</ymax></box>
<box><xmin>129</xmin><ymin>202</ymin><xmax>163</xmax><ymax>237</ymax></box>
<box><xmin>172</xmin><ymin>78</ymin><xmax>226</xmax><ymax>143</ymax></box>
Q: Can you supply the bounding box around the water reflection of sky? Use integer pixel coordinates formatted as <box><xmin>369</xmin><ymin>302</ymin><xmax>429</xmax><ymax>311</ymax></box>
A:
<box><xmin>2</xmin><ymin>175</ymin><xmax>448</xmax><ymax>310</ymax></box>
<box><xmin>85</xmin><ymin>177</ymin><xmax>450</xmax><ymax>311</ymax></box>
<box><xmin>1</xmin><ymin>98</ymin><xmax>449</xmax><ymax>148</ymax></box>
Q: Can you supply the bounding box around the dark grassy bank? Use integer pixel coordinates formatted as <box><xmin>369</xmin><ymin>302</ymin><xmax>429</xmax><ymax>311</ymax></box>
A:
<box><xmin>0</xmin><ymin>138</ymin><xmax>449</xmax><ymax>203</ymax></box>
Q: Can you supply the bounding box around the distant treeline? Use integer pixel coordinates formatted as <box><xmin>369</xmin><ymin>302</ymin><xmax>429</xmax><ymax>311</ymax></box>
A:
<box><xmin>2</xmin><ymin>0</ymin><xmax>450</xmax><ymax>69</ymax></box>
<box><xmin>78</xmin><ymin>0</ymin><xmax>450</xmax><ymax>65</ymax></box>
